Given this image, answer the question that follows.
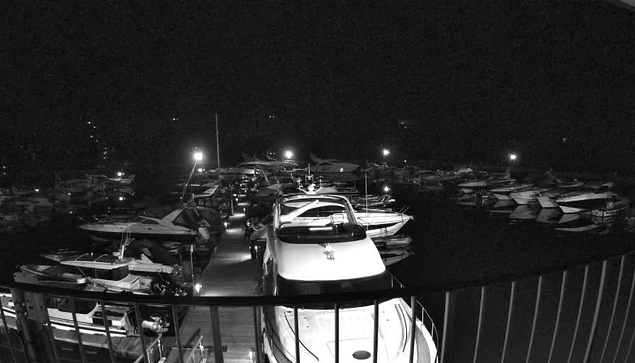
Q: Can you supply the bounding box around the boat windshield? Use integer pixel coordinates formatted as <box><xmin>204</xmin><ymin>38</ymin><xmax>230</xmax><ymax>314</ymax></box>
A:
<box><xmin>277</xmin><ymin>273</ymin><xmax>393</xmax><ymax>309</ymax></box>
<box><xmin>277</xmin><ymin>198</ymin><xmax>366</xmax><ymax>243</ymax></box>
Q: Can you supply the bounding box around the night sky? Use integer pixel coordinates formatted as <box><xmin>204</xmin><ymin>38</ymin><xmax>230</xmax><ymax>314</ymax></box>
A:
<box><xmin>3</xmin><ymin>1</ymin><xmax>635</xmax><ymax>172</ymax></box>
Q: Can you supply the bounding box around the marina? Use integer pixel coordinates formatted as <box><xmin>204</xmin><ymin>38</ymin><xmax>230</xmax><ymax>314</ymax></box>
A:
<box><xmin>5</xmin><ymin>1</ymin><xmax>635</xmax><ymax>361</ymax></box>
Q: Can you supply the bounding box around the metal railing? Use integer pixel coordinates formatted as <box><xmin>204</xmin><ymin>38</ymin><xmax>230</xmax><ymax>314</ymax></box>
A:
<box><xmin>2</xmin><ymin>251</ymin><xmax>635</xmax><ymax>362</ymax></box>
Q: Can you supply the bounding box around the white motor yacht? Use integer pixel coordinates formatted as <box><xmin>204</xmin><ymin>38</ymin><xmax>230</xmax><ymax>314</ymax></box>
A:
<box><xmin>79</xmin><ymin>207</ymin><xmax>208</xmax><ymax>243</ymax></box>
<box><xmin>355</xmin><ymin>210</ymin><xmax>414</xmax><ymax>238</ymax></box>
<box><xmin>309</xmin><ymin>155</ymin><xmax>360</xmax><ymax>174</ymax></box>
<box><xmin>260</xmin><ymin>194</ymin><xmax>437</xmax><ymax>363</ymax></box>
<box><xmin>556</xmin><ymin>181</ymin><xmax>617</xmax><ymax>213</ymax></box>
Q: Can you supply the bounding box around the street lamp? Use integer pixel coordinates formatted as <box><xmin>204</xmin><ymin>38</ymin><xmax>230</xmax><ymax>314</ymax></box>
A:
<box><xmin>382</xmin><ymin>149</ymin><xmax>390</xmax><ymax>157</ymax></box>
<box><xmin>284</xmin><ymin>150</ymin><xmax>293</xmax><ymax>160</ymax></box>
<box><xmin>181</xmin><ymin>150</ymin><xmax>204</xmax><ymax>205</ymax></box>
<box><xmin>509</xmin><ymin>153</ymin><xmax>517</xmax><ymax>162</ymax></box>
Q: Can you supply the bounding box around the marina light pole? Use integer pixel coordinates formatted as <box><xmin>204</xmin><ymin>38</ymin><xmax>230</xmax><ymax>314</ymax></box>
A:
<box><xmin>382</xmin><ymin>148</ymin><xmax>390</xmax><ymax>162</ymax></box>
<box><xmin>215</xmin><ymin>113</ymin><xmax>221</xmax><ymax>172</ymax></box>
<box><xmin>181</xmin><ymin>150</ymin><xmax>203</xmax><ymax>206</ymax></box>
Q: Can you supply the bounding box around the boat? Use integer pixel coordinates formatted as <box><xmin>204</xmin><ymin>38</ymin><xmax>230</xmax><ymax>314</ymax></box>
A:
<box><xmin>309</xmin><ymin>154</ymin><xmax>360</xmax><ymax>174</ymax></box>
<box><xmin>536</xmin><ymin>181</ymin><xmax>586</xmax><ymax>208</ymax></box>
<box><xmin>555</xmin><ymin>181</ymin><xmax>617</xmax><ymax>213</ymax></box>
<box><xmin>1</xmin><ymin>293</ymin><xmax>139</xmax><ymax>338</ymax></box>
<box><xmin>509</xmin><ymin>187</ymin><xmax>550</xmax><ymax>205</ymax></box>
<box><xmin>78</xmin><ymin>207</ymin><xmax>208</xmax><ymax>243</ymax></box>
<box><xmin>260</xmin><ymin>194</ymin><xmax>437</xmax><ymax>363</ymax></box>
<box><xmin>379</xmin><ymin>248</ymin><xmax>413</xmax><ymax>266</ymax></box>
<box><xmin>591</xmin><ymin>198</ymin><xmax>630</xmax><ymax>219</ymax></box>
<box><xmin>355</xmin><ymin>210</ymin><xmax>414</xmax><ymax>238</ymax></box>
<box><xmin>8</xmin><ymin>252</ymin><xmax>188</xmax><ymax>338</ymax></box>
<box><xmin>349</xmin><ymin>194</ymin><xmax>395</xmax><ymax>209</ymax></box>
<box><xmin>25</xmin><ymin>252</ymin><xmax>186</xmax><ymax>295</ymax></box>
<box><xmin>490</xmin><ymin>183</ymin><xmax>534</xmax><ymax>200</ymax></box>
<box><xmin>457</xmin><ymin>172</ymin><xmax>516</xmax><ymax>194</ymax></box>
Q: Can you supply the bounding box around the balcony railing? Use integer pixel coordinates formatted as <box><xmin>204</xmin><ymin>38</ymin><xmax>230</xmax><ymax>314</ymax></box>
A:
<box><xmin>1</xmin><ymin>251</ymin><xmax>635</xmax><ymax>363</ymax></box>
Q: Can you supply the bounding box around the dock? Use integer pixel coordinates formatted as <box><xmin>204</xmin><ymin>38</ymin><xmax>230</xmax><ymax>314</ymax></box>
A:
<box><xmin>173</xmin><ymin>207</ymin><xmax>262</xmax><ymax>363</ymax></box>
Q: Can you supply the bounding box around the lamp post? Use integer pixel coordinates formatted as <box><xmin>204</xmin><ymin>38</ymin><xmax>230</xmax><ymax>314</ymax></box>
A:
<box><xmin>181</xmin><ymin>151</ymin><xmax>203</xmax><ymax>206</ymax></box>
<box><xmin>284</xmin><ymin>150</ymin><xmax>293</xmax><ymax>160</ymax></box>
<box><xmin>382</xmin><ymin>148</ymin><xmax>390</xmax><ymax>164</ymax></box>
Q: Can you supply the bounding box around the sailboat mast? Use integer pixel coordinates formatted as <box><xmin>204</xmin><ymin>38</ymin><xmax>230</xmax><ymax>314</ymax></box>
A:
<box><xmin>215</xmin><ymin>113</ymin><xmax>221</xmax><ymax>171</ymax></box>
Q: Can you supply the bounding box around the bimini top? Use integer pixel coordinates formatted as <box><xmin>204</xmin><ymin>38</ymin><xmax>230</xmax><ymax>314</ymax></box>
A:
<box><xmin>274</xmin><ymin>194</ymin><xmax>366</xmax><ymax>244</ymax></box>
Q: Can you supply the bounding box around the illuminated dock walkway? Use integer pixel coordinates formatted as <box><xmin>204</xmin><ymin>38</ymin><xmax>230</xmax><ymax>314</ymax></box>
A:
<box><xmin>171</xmin><ymin>206</ymin><xmax>261</xmax><ymax>363</ymax></box>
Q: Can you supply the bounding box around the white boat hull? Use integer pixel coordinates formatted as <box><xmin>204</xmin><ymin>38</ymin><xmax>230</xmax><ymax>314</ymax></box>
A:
<box><xmin>536</xmin><ymin>196</ymin><xmax>559</xmax><ymax>208</ymax></box>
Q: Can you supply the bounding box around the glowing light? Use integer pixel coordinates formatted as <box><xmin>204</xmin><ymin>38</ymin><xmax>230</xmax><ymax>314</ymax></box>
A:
<box><xmin>194</xmin><ymin>283</ymin><xmax>202</xmax><ymax>293</ymax></box>
<box><xmin>117</xmin><ymin>171</ymin><xmax>123</xmax><ymax>177</ymax></box>
<box><xmin>197</xmin><ymin>168</ymin><xmax>203</xmax><ymax>173</ymax></box>
<box><xmin>284</xmin><ymin>150</ymin><xmax>293</xmax><ymax>159</ymax></box>
<box><xmin>383</xmin><ymin>186</ymin><xmax>391</xmax><ymax>192</ymax></box>
<box><xmin>119</xmin><ymin>196</ymin><xmax>124</xmax><ymax>201</ymax></box>
<box><xmin>404</xmin><ymin>159</ymin><xmax>407</xmax><ymax>163</ymax></box>
<box><xmin>223</xmin><ymin>221</ymin><xmax>229</xmax><ymax>228</ymax></box>
<box><xmin>34</xmin><ymin>188</ymin><xmax>39</xmax><ymax>192</ymax></box>
<box><xmin>509</xmin><ymin>154</ymin><xmax>517</xmax><ymax>161</ymax></box>
<box><xmin>382</xmin><ymin>149</ymin><xmax>390</xmax><ymax>157</ymax></box>
<box><xmin>193</xmin><ymin>151</ymin><xmax>203</xmax><ymax>162</ymax></box>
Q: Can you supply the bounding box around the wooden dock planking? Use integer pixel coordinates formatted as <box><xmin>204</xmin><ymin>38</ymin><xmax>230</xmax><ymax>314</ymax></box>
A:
<box><xmin>173</xmin><ymin>212</ymin><xmax>262</xmax><ymax>363</ymax></box>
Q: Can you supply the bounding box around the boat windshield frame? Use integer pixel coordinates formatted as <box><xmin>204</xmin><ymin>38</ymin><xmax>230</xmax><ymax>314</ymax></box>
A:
<box><xmin>274</xmin><ymin>196</ymin><xmax>367</xmax><ymax>243</ymax></box>
<box><xmin>276</xmin><ymin>272</ymin><xmax>394</xmax><ymax>309</ymax></box>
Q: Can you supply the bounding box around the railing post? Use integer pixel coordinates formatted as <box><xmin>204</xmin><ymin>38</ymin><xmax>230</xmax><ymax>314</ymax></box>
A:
<box><xmin>294</xmin><ymin>305</ymin><xmax>300</xmax><ymax>363</ymax></box>
<box><xmin>100</xmin><ymin>301</ymin><xmax>117</xmax><ymax>363</ymax></box>
<box><xmin>583</xmin><ymin>260</ymin><xmax>608</xmax><ymax>363</ymax></box>
<box><xmin>440</xmin><ymin>290</ymin><xmax>456</xmax><ymax>363</ymax></box>
<box><xmin>135</xmin><ymin>303</ymin><xmax>150</xmax><ymax>363</ymax></box>
<box><xmin>500</xmin><ymin>281</ymin><xmax>516</xmax><ymax>363</ymax></box>
<box><xmin>472</xmin><ymin>286</ymin><xmax>486</xmax><ymax>363</ymax></box>
<box><xmin>525</xmin><ymin>276</ymin><xmax>544</xmax><ymax>363</ymax></box>
<box><xmin>547</xmin><ymin>270</ymin><xmax>568</xmax><ymax>363</ymax></box>
<box><xmin>41</xmin><ymin>296</ymin><xmax>60</xmax><ymax>363</ymax></box>
<box><xmin>210</xmin><ymin>306</ymin><xmax>224</xmax><ymax>363</ymax></box>
<box><xmin>0</xmin><ymin>298</ymin><xmax>18</xmax><ymax>363</ymax></box>
<box><xmin>10</xmin><ymin>288</ymin><xmax>39</xmax><ymax>362</ymax></box>
<box><xmin>69</xmin><ymin>299</ymin><xmax>87</xmax><ymax>363</ymax></box>
<box><xmin>373</xmin><ymin>299</ymin><xmax>379</xmax><ymax>363</ymax></box>
<box><xmin>567</xmin><ymin>265</ymin><xmax>590</xmax><ymax>363</ymax></box>
<box><xmin>170</xmin><ymin>305</ymin><xmax>183</xmax><ymax>363</ymax></box>
<box><xmin>334</xmin><ymin>303</ymin><xmax>339</xmax><ymax>363</ymax></box>
<box><xmin>598</xmin><ymin>256</ymin><xmax>625</xmax><ymax>363</ymax></box>
<box><xmin>612</xmin><ymin>263</ymin><xmax>635</xmax><ymax>363</ymax></box>
<box><xmin>254</xmin><ymin>306</ymin><xmax>262</xmax><ymax>363</ymax></box>
<box><xmin>409</xmin><ymin>296</ymin><xmax>417</xmax><ymax>363</ymax></box>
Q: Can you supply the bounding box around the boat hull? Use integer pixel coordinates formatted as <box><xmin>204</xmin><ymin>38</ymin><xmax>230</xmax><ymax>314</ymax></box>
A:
<box><xmin>82</xmin><ymin>229</ymin><xmax>197</xmax><ymax>243</ymax></box>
